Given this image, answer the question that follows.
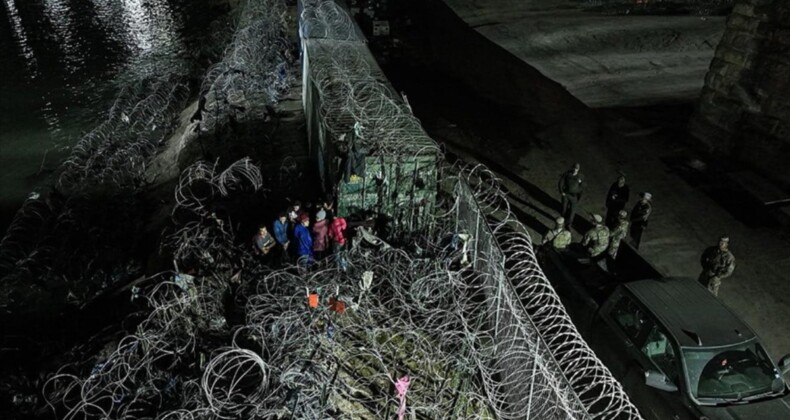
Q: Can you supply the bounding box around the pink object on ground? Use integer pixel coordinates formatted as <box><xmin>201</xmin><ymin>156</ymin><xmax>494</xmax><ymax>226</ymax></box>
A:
<box><xmin>395</xmin><ymin>375</ymin><xmax>410</xmax><ymax>420</ymax></box>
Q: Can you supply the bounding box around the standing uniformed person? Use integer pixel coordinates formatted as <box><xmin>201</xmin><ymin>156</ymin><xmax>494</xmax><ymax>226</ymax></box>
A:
<box><xmin>541</xmin><ymin>217</ymin><xmax>572</xmax><ymax>251</ymax></box>
<box><xmin>582</xmin><ymin>214</ymin><xmax>610</xmax><ymax>258</ymax></box>
<box><xmin>605</xmin><ymin>173</ymin><xmax>630</xmax><ymax>228</ymax></box>
<box><xmin>606</xmin><ymin>210</ymin><xmax>630</xmax><ymax>273</ymax></box>
<box><xmin>558</xmin><ymin>163</ymin><xmax>584</xmax><ymax>229</ymax></box>
<box><xmin>699</xmin><ymin>236</ymin><xmax>736</xmax><ymax>296</ymax></box>
<box><xmin>629</xmin><ymin>192</ymin><xmax>652</xmax><ymax>249</ymax></box>
<box><xmin>608</xmin><ymin>210</ymin><xmax>630</xmax><ymax>259</ymax></box>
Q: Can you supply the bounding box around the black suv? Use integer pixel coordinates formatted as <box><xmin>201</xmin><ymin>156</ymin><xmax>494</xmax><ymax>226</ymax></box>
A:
<box><xmin>541</xmin><ymin>250</ymin><xmax>790</xmax><ymax>419</ymax></box>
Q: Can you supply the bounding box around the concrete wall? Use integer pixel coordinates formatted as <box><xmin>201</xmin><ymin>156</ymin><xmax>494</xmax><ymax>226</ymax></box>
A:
<box><xmin>690</xmin><ymin>0</ymin><xmax>790</xmax><ymax>185</ymax></box>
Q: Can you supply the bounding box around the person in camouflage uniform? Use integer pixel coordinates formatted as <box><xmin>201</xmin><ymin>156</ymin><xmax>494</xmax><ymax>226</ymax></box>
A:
<box><xmin>629</xmin><ymin>192</ymin><xmax>652</xmax><ymax>249</ymax></box>
<box><xmin>582</xmin><ymin>214</ymin><xmax>610</xmax><ymax>258</ymax></box>
<box><xmin>608</xmin><ymin>210</ymin><xmax>630</xmax><ymax>260</ymax></box>
<box><xmin>699</xmin><ymin>236</ymin><xmax>736</xmax><ymax>296</ymax></box>
<box><xmin>542</xmin><ymin>216</ymin><xmax>572</xmax><ymax>251</ymax></box>
<box><xmin>606</xmin><ymin>210</ymin><xmax>630</xmax><ymax>274</ymax></box>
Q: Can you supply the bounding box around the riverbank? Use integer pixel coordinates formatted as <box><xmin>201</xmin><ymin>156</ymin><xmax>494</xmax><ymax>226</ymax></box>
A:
<box><xmin>0</xmin><ymin>1</ymin><xmax>305</xmax><ymax>415</ymax></box>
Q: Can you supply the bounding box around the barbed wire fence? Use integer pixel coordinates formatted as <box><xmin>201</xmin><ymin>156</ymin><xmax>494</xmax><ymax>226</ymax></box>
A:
<box><xmin>297</xmin><ymin>1</ymin><xmax>644</xmax><ymax>418</ymax></box>
<box><xmin>199</xmin><ymin>0</ymin><xmax>295</xmax><ymax>134</ymax></box>
<box><xmin>0</xmin><ymin>73</ymin><xmax>190</xmax><ymax>313</ymax></box>
<box><xmin>57</xmin><ymin>76</ymin><xmax>191</xmax><ymax>195</ymax></box>
<box><xmin>21</xmin><ymin>1</ymin><xmax>644</xmax><ymax>419</ymax></box>
<box><xmin>0</xmin><ymin>0</ymin><xmax>294</xmax><ymax>316</ymax></box>
<box><xmin>38</xmin><ymin>156</ymin><xmax>642</xmax><ymax>419</ymax></box>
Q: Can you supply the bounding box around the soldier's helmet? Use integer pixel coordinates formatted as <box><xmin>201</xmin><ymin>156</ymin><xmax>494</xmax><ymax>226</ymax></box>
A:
<box><xmin>591</xmin><ymin>214</ymin><xmax>603</xmax><ymax>224</ymax></box>
<box><xmin>618</xmin><ymin>210</ymin><xmax>628</xmax><ymax>219</ymax></box>
<box><xmin>555</xmin><ymin>216</ymin><xmax>565</xmax><ymax>226</ymax></box>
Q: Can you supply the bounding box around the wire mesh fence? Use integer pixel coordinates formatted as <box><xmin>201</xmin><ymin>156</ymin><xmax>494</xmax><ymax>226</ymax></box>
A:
<box><xmin>449</xmin><ymin>164</ymin><xmax>643</xmax><ymax>419</ymax></box>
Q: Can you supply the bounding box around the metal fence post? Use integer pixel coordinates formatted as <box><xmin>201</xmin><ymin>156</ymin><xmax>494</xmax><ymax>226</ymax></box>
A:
<box><xmin>526</xmin><ymin>337</ymin><xmax>539</xmax><ymax>419</ymax></box>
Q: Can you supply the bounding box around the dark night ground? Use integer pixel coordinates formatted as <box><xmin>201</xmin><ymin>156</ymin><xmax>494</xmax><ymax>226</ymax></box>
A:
<box><xmin>378</xmin><ymin>33</ymin><xmax>775</xmax><ymax>235</ymax></box>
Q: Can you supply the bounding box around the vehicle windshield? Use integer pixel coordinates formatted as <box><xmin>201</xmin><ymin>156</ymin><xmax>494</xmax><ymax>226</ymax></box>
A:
<box><xmin>683</xmin><ymin>339</ymin><xmax>785</xmax><ymax>403</ymax></box>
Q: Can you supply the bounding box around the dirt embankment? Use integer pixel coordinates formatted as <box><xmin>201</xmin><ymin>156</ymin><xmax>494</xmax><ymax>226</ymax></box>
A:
<box><xmin>440</xmin><ymin>0</ymin><xmax>725</xmax><ymax>107</ymax></box>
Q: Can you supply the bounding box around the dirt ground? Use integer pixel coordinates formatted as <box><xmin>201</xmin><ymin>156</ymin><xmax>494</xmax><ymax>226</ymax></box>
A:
<box><xmin>443</xmin><ymin>0</ymin><xmax>725</xmax><ymax>107</ymax></box>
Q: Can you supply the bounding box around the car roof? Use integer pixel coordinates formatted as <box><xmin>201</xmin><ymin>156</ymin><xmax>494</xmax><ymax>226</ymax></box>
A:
<box><xmin>623</xmin><ymin>278</ymin><xmax>756</xmax><ymax>348</ymax></box>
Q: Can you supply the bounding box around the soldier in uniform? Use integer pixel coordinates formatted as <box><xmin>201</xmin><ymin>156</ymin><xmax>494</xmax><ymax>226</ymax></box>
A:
<box><xmin>629</xmin><ymin>192</ymin><xmax>652</xmax><ymax>249</ymax></box>
<box><xmin>606</xmin><ymin>210</ymin><xmax>630</xmax><ymax>273</ymax></box>
<box><xmin>699</xmin><ymin>236</ymin><xmax>736</xmax><ymax>296</ymax></box>
<box><xmin>558</xmin><ymin>163</ymin><xmax>584</xmax><ymax>229</ymax></box>
<box><xmin>605</xmin><ymin>173</ymin><xmax>630</xmax><ymax>228</ymax></box>
<box><xmin>608</xmin><ymin>210</ymin><xmax>630</xmax><ymax>259</ymax></box>
<box><xmin>582</xmin><ymin>214</ymin><xmax>610</xmax><ymax>259</ymax></box>
<box><xmin>541</xmin><ymin>216</ymin><xmax>572</xmax><ymax>251</ymax></box>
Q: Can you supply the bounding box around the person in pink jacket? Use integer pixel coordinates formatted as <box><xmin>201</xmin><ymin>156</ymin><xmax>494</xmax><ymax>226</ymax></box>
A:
<box><xmin>329</xmin><ymin>214</ymin><xmax>348</xmax><ymax>270</ymax></box>
<box><xmin>312</xmin><ymin>210</ymin><xmax>330</xmax><ymax>260</ymax></box>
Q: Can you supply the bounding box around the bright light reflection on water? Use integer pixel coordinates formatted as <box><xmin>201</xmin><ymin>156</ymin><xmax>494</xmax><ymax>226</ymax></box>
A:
<box><xmin>2</xmin><ymin>0</ymin><xmax>39</xmax><ymax>78</ymax></box>
<box><xmin>0</xmin><ymin>0</ymin><xmax>222</xmax><ymax>232</ymax></box>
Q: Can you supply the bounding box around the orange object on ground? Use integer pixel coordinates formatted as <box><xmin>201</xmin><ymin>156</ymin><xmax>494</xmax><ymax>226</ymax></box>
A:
<box><xmin>308</xmin><ymin>293</ymin><xmax>319</xmax><ymax>308</ymax></box>
<box><xmin>329</xmin><ymin>297</ymin><xmax>346</xmax><ymax>314</ymax></box>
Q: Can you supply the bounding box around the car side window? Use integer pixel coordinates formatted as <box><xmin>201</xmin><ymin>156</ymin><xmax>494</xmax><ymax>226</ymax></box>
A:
<box><xmin>611</xmin><ymin>294</ymin><xmax>651</xmax><ymax>345</ymax></box>
<box><xmin>641</xmin><ymin>325</ymin><xmax>679</xmax><ymax>382</ymax></box>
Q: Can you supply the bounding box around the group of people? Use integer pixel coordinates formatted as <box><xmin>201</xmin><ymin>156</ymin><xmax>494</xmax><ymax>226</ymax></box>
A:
<box><xmin>557</xmin><ymin>164</ymin><xmax>652</xmax><ymax>249</ymax></box>
<box><xmin>548</xmin><ymin>163</ymin><xmax>736</xmax><ymax>295</ymax></box>
<box><xmin>252</xmin><ymin>199</ymin><xmax>348</xmax><ymax>270</ymax></box>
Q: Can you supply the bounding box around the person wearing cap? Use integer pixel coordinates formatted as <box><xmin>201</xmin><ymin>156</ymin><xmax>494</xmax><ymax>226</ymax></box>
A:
<box><xmin>629</xmin><ymin>192</ymin><xmax>652</xmax><ymax>249</ymax></box>
<box><xmin>294</xmin><ymin>213</ymin><xmax>314</xmax><ymax>268</ymax></box>
<box><xmin>606</xmin><ymin>210</ymin><xmax>630</xmax><ymax>273</ymax></box>
<box><xmin>582</xmin><ymin>214</ymin><xmax>610</xmax><ymax>258</ymax></box>
<box><xmin>699</xmin><ymin>236</ymin><xmax>736</xmax><ymax>296</ymax></box>
<box><xmin>541</xmin><ymin>216</ymin><xmax>572</xmax><ymax>251</ymax></box>
<box><xmin>605</xmin><ymin>173</ymin><xmax>630</xmax><ymax>228</ymax></box>
<box><xmin>558</xmin><ymin>163</ymin><xmax>584</xmax><ymax>229</ymax></box>
<box><xmin>312</xmin><ymin>209</ymin><xmax>330</xmax><ymax>261</ymax></box>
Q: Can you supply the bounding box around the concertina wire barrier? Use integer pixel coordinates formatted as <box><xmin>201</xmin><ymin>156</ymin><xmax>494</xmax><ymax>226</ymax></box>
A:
<box><xmin>28</xmin><ymin>1</ymin><xmax>643</xmax><ymax>419</ymax></box>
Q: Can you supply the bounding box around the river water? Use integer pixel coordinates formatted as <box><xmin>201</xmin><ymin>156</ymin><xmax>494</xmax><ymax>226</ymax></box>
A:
<box><xmin>0</xmin><ymin>0</ymin><xmax>225</xmax><ymax>233</ymax></box>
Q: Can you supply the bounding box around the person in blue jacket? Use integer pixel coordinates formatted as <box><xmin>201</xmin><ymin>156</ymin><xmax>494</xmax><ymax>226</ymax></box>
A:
<box><xmin>293</xmin><ymin>213</ymin><xmax>314</xmax><ymax>268</ymax></box>
<box><xmin>272</xmin><ymin>212</ymin><xmax>290</xmax><ymax>266</ymax></box>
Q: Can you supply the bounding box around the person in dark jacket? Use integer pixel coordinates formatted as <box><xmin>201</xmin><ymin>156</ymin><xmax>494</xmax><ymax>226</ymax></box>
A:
<box><xmin>312</xmin><ymin>210</ymin><xmax>329</xmax><ymax>260</ymax></box>
<box><xmin>558</xmin><ymin>163</ymin><xmax>584</xmax><ymax>229</ymax></box>
<box><xmin>605</xmin><ymin>174</ymin><xmax>630</xmax><ymax>228</ymax></box>
<box><xmin>294</xmin><ymin>213</ymin><xmax>314</xmax><ymax>268</ymax></box>
<box><xmin>273</xmin><ymin>212</ymin><xmax>290</xmax><ymax>266</ymax></box>
<box><xmin>629</xmin><ymin>192</ymin><xmax>652</xmax><ymax>249</ymax></box>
